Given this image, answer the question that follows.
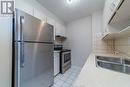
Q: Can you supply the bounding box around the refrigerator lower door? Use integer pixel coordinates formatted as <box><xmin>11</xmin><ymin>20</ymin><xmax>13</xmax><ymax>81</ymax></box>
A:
<box><xmin>15</xmin><ymin>42</ymin><xmax>54</xmax><ymax>87</ymax></box>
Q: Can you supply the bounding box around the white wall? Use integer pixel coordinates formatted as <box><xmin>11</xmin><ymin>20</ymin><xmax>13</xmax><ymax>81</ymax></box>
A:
<box><xmin>0</xmin><ymin>17</ymin><xmax>12</xmax><ymax>87</ymax></box>
<box><xmin>92</xmin><ymin>11</ymin><xmax>103</xmax><ymax>50</ymax></box>
<box><xmin>64</xmin><ymin>11</ymin><xmax>103</xmax><ymax>68</ymax></box>
<box><xmin>64</xmin><ymin>16</ymin><xmax>92</xmax><ymax>68</ymax></box>
<box><xmin>92</xmin><ymin>11</ymin><xmax>103</xmax><ymax>36</ymax></box>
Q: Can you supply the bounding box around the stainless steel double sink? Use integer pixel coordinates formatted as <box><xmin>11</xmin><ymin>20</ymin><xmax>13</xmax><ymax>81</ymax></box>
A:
<box><xmin>96</xmin><ymin>56</ymin><xmax>130</xmax><ymax>74</ymax></box>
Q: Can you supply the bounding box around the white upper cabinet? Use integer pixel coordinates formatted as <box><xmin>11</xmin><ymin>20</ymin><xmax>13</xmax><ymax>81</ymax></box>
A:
<box><xmin>47</xmin><ymin>17</ymin><xmax>66</xmax><ymax>39</ymax></box>
<box><xmin>61</xmin><ymin>26</ymin><xmax>66</xmax><ymax>36</ymax></box>
<box><xmin>47</xmin><ymin>17</ymin><xmax>55</xmax><ymax>26</ymax></box>
<box><xmin>103</xmin><ymin>0</ymin><xmax>113</xmax><ymax>33</ymax></box>
<box><xmin>55</xmin><ymin>23</ymin><xmax>61</xmax><ymax>36</ymax></box>
<box><xmin>33</xmin><ymin>8</ymin><xmax>46</xmax><ymax>21</ymax></box>
<box><xmin>103</xmin><ymin>0</ymin><xmax>123</xmax><ymax>25</ymax></box>
<box><xmin>47</xmin><ymin>17</ymin><xmax>56</xmax><ymax>40</ymax></box>
<box><xmin>102</xmin><ymin>0</ymin><xmax>130</xmax><ymax>39</ymax></box>
<box><xmin>15</xmin><ymin>0</ymin><xmax>33</xmax><ymax>16</ymax></box>
<box><xmin>103</xmin><ymin>0</ymin><xmax>123</xmax><ymax>34</ymax></box>
<box><xmin>110</xmin><ymin>0</ymin><xmax>130</xmax><ymax>25</ymax></box>
<box><xmin>55</xmin><ymin>22</ymin><xmax>66</xmax><ymax>37</ymax></box>
<box><xmin>58</xmin><ymin>24</ymin><xmax>66</xmax><ymax>36</ymax></box>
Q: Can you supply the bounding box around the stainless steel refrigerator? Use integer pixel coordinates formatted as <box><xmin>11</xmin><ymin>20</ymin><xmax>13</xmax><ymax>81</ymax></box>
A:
<box><xmin>12</xmin><ymin>9</ymin><xmax>54</xmax><ymax>87</ymax></box>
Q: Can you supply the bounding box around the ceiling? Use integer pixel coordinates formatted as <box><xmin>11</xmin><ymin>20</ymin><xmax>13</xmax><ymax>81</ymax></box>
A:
<box><xmin>37</xmin><ymin>0</ymin><xmax>105</xmax><ymax>24</ymax></box>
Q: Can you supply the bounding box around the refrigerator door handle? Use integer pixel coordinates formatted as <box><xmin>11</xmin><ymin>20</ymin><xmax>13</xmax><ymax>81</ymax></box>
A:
<box><xmin>20</xmin><ymin>16</ymin><xmax>25</xmax><ymax>68</ymax></box>
<box><xmin>20</xmin><ymin>16</ymin><xmax>24</xmax><ymax>41</ymax></box>
<box><xmin>20</xmin><ymin>42</ymin><xmax>24</xmax><ymax>68</ymax></box>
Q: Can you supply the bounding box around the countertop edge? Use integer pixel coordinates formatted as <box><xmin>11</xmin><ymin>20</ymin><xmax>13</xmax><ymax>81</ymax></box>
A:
<box><xmin>72</xmin><ymin>52</ymin><xmax>130</xmax><ymax>87</ymax></box>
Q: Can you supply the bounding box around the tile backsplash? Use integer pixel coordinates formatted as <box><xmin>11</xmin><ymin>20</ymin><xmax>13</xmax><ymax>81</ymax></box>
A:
<box><xmin>93</xmin><ymin>34</ymin><xmax>130</xmax><ymax>57</ymax></box>
<box><xmin>115</xmin><ymin>36</ymin><xmax>130</xmax><ymax>57</ymax></box>
<box><xmin>93</xmin><ymin>34</ymin><xmax>115</xmax><ymax>54</ymax></box>
<box><xmin>92</xmin><ymin>30</ymin><xmax>130</xmax><ymax>58</ymax></box>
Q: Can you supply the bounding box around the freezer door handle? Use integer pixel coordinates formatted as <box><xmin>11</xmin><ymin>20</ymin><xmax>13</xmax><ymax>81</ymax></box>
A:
<box><xmin>20</xmin><ymin>16</ymin><xmax>25</xmax><ymax>68</ymax></box>
<box><xmin>20</xmin><ymin>16</ymin><xmax>24</xmax><ymax>41</ymax></box>
<box><xmin>20</xmin><ymin>42</ymin><xmax>24</xmax><ymax>68</ymax></box>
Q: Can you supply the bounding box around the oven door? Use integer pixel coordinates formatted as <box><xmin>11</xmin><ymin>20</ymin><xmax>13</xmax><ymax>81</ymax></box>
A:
<box><xmin>61</xmin><ymin>51</ymin><xmax>71</xmax><ymax>73</ymax></box>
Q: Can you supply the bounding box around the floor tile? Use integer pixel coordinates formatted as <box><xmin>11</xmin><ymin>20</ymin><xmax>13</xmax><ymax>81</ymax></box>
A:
<box><xmin>55</xmin><ymin>80</ymin><xmax>64</xmax><ymax>87</ymax></box>
<box><xmin>62</xmin><ymin>83</ymin><xmax>71</xmax><ymax>87</ymax></box>
<box><xmin>54</xmin><ymin>66</ymin><xmax>81</xmax><ymax>87</ymax></box>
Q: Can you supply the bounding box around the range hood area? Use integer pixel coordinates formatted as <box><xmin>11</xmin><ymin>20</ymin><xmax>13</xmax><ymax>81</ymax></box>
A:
<box><xmin>55</xmin><ymin>35</ymin><xmax>67</xmax><ymax>42</ymax></box>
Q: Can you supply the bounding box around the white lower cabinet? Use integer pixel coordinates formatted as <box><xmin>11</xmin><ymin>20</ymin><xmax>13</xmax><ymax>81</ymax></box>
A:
<box><xmin>54</xmin><ymin>51</ymin><xmax>60</xmax><ymax>76</ymax></box>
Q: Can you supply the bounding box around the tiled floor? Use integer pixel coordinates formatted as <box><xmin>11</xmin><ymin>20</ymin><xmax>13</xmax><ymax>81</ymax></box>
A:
<box><xmin>52</xmin><ymin>66</ymin><xmax>81</xmax><ymax>87</ymax></box>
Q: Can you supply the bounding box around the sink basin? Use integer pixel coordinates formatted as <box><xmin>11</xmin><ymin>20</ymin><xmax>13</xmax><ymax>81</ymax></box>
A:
<box><xmin>124</xmin><ymin>59</ymin><xmax>130</xmax><ymax>65</ymax></box>
<box><xmin>96</xmin><ymin>56</ymin><xmax>130</xmax><ymax>74</ymax></box>
<box><xmin>96</xmin><ymin>56</ymin><xmax>121</xmax><ymax>63</ymax></box>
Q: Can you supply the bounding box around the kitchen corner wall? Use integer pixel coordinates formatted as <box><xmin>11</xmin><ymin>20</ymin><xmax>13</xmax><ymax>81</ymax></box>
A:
<box><xmin>115</xmin><ymin>37</ymin><xmax>130</xmax><ymax>57</ymax></box>
<box><xmin>64</xmin><ymin>11</ymin><xmax>107</xmax><ymax>68</ymax></box>
<box><xmin>92</xmin><ymin>11</ymin><xmax>115</xmax><ymax>54</ymax></box>
<box><xmin>64</xmin><ymin>16</ymin><xmax>92</xmax><ymax>68</ymax></box>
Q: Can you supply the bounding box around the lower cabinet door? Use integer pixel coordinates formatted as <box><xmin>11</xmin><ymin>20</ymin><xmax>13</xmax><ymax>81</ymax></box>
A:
<box><xmin>54</xmin><ymin>52</ymin><xmax>60</xmax><ymax>76</ymax></box>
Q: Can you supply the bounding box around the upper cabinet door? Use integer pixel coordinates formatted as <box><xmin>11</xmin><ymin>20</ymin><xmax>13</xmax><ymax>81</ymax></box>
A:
<box><xmin>55</xmin><ymin>23</ymin><xmax>66</xmax><ymax>37</ymax></box>
<box><xmin>15</xmin><ymin>0</ymin><xmax>33</xmax><ymax>16</ymax></box>
<box><xmin>33</xmin><ymin>8</ymin><xmax>46</xmax><ymax>21</ymax></box>
<box><xmin>103</xmin><ymin>0</ymin><xmax>123</xmax><ymax>33</ymax></box>
<box><xmin>47</xmin><ymin>17</ymin><xmax>56</xmax><ymax>40</ymax></box>
<box><xmin>60</xmin><ymin>25</ymin><xmax>66</xmax><ymax>36</ymax></box>
<box><xmin>104</xmin><ymin>0</ymin><xmax>123</xmax><ymax>24</ymax></box>
<box><xmin>110</xmin><ymin>0</ymin><xmax>130</xmax><ymax>25</ymax></box>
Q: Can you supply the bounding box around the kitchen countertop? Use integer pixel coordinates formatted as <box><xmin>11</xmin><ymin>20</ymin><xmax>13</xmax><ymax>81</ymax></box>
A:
<box><xmin>72</xmin><ymin>53</ymin><xmax>130</xmax><ymax>87</ymax></box>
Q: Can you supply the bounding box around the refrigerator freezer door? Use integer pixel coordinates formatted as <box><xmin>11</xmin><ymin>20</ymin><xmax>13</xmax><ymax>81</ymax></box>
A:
<box><xmin>15</xmin><ymin>9</ymin><xmax>53</xmax><ymax>42</ymax></box>
<box><xmin>16</xmin><ymin>42</ymin><xmax>54</xmax><ymax>87</ymax></box>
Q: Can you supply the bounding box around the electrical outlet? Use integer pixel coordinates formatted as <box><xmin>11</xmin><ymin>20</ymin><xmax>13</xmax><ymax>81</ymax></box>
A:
<box><xmin>128</xmin><ymin>37</ymin><xmax>130</xmax><ymax>44</ymax></box>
